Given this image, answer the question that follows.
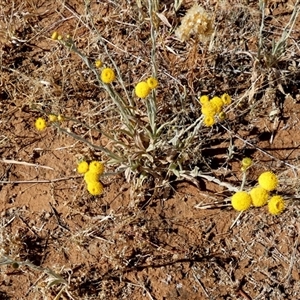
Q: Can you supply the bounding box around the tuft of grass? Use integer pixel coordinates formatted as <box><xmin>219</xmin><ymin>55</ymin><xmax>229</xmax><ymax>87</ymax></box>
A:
<box><xmin>258</xmin><ymin>0</ymin><xmax>300</xmax><ymax>68</ymax></box>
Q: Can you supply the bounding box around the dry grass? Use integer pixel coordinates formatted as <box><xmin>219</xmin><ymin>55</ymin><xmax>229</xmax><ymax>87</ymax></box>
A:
<box><xmin>0</xmin><ymin>0</ymin><xmax>300</xmax><ymax>299</ymax></box>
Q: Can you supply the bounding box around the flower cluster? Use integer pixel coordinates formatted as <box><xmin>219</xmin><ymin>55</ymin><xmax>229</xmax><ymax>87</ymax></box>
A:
<box><xmin>200</xmin><ymin>93</ymin><xmax>231</xmax><ymax>127</ymax></box>
<box><xmin>135</xmin><ymin>77</ymin><xmax>158</xmax><ymax>98</ymax></box>
<box><xmin>35</xmin><ymin>114</ymin><xmax>65</xmax><ymax>131</ymax></box>
<box><xmin>77</xmin><ymin>160</ymin><xmax>104</xmax><ymax>196</ymax></box>
<box><xmin>231</xmin><ymin>168</ymin><xmax>285</xmax><ymax>215</ymax></box>
<box><xmin>51</xmin><ymin>31</ymin><xmax>72</xmax><ymax>46</ymax></box>
<box><xmin>48</xmin><ymin>114</ymin><xmax>64</xmax><ymax>122</ymax></box>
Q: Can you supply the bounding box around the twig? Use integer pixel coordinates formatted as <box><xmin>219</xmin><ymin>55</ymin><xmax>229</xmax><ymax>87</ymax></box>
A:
<box><xmin>0</xmin><ymin>175</ymin><xmax>81</xmax><ymax>184</ymax></box>
<box><xmin>281</xmin><ymin>237</ymin><xmax>299</xmax><ymax>282</ymax></box>
<box><xmin>230</xmin><ymin>211</ymin><xmax>244</xmax><ymax>230</ymax></box>
<box><xmin>49</xmin><ymin>202</ymin><xmax>70</xmax><ymax>232</ymax></box>
<box><xmin>192</xmin><ymin>267</ymin><xmax>210</xmax><ymax>298</ymax></box>
<box><xmin>195</xmin><ymin>200</ymin><xmax>231</xmax><ymax>209</ymax></box>
<box><xmin>2</xmin><ymin>158</ymin><xmax>54</xmax><ymax>170</ymax></box>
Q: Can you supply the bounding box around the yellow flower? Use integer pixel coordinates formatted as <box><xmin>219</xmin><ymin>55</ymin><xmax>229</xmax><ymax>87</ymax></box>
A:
<box><xmin>100</xmin><ymin>68</ymin><xmax>115</xmax><ymax>84</ymax></box>
<box><xmin>221</xmin><ymin>93</ymin><xmax>231</xmax><ymax>105</ymax></box>
<box><xmin>95</xmin><ymin>60</ymin><xmax>102</xmax><ymax>68</ymax></box>
<box><xmin>218</xmin><ymin>111</ymin><xmax>226</xmax><ymax>121</ymax></box>
<box><xmin>210</xmin><ymin>97</ymin><xmax>223</xmax><ymax>113</ymax></box>
<box><xmin>77</xmin><ymin>161</ymin><xmax>89</xmax><ymax>174</ymax></box>
<box><xmin>57</xmin><ymin>35</ymin><xmax>63</xmax><ymax>40</ymax></box>
<box><xmin>89</xmin><ymin>161</ymin><xmax>104</xmax><ymax>175</ymax></box>
<box><xmin>203</xmin><ymin>115</ymin><xmax>215</xmax><ymax>127</ymax></box>
<box><xmin>201</xmin><ymin>102</ymin><xmax>217</xmax><ymax>116</ymax></box>
<box><xmin>199</xmin><ymin>95</ymin><xmax>209</xmax><ymax>104</ymax></box>
<box><xmin>241</xmin><ymin>157</ymin><xmax>252</xmax><ymax>171</ymax></box>
<box><xmin>35</xmin><ymin>118</ymin><xmax>47</xmax><ymax>131</ymax></box>
<box><xmin>258</xmin><ymin>171</ymin><xmax>278</xmax><ymax>191</ymax></box>
<box><xmin>87</xmin><ymin>181</ymin><xmax>104</xmax><ymax>196</ymax></box>
<box><xmin>268</xmin><ymin>195</ymin><xmax>285</xmax><ymax>215</ymax></box>
<box><xmin>135</xmin><ymin>81</ymin><xmax>150</xmax><ymax>98</ymax></box>
<box><xmin>51</xmin><ymin>31</ymin><xmax>59</xmax><ymax>40</ymax></box>
<box><xmin>249</xmin><ymin>186</ymin><xmax>269</xmax><ymax>207</ymax></box>
<box><xmin>84</xmin><ymin>171</ymin><xmax>99</xmax><ymax>183</ymax></box>
<box><xmin>231</xmin><ymin>191</ymin><xmax>252</xmax><ymax>211</ymax></box>
<box><xmin>57</xmin><ymin>115</ymin><xmax>64</xmax><ymax>122</ymax></box>
<box><xmin>48</xmin><ymin>114</ymin><xmax>58</xmax><ymax>122</ymax></box>
<box><xmin>147</xmin><ymin>77</ymin><xmax>158</xmax><ymax>89</ymax></box>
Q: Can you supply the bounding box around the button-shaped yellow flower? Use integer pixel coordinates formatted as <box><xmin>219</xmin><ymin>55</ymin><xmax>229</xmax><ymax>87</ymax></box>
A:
<box><xmin>100</xmin><ymin>68</ymin><xmax>115</xmax><ymax>84</ymax></box>
<box><xmin>231</xmin><ymin>191</ymin><xmax>252</xmax><ymax>211</ymax></box>
<box><xmin>51</xmin><ymin>31</ymin><xmax>59</xmax><ymax>40</ymax></box>
<box><xmin>258</xmin><ymin>171</ymin><xmax>278</xmax><ymax>191</ymax></box>
<box><xmin>95</xmin><ymin>59</ymin><xmax>102</xmax><ymax>68</ymax></box>
<box><xmin>84</xmin><ymin>170</ymin><xmax>99</xmax><ymax>183</ymax></box>
<box><xmin>249</xmin><ymin>186</ymin><xmax>269</xmax><ymax>207</ymax></box>
<box><xmin>35</xmin><ymin>118</ymin><xmax>47</xmax><ymax>131</ymax></box>
<box><xmin>241</xmin><ymin>157</ymin><xmax>252</xmax><ymax>171</ymax></box>
<box><xmin>210</xmin><ymin>97</ymin><xmax>223</xmax><ymax>113</ymax></box>
<box><xmin>135</xmin><ymin>81</ymin><xmax>150</xmax><ymax>98</ymax></box>
<box><xmin>268</xmin><ymin>195</ymin><xmax>285</xmax><ymax>215</ymax></box>
<box><xmin>147</xmin><ymin>77</ymin><xmax>158</xmax><ymax>89</ymax></box>
<box><xmin>221</xmin><ymin>93</ymin><xmax>231</xmax><ymax>105</ymax></box>
<box><xmin>89</xmin><ymin>161</ymin><xmax>104</xmax><ymax>175</ymax></box>
<box><xmin>57</xmin><ymin>115</ymin><xmax>64</xmax><ymax>122</ymax></box>
<box><xmin>48</xmin><ymin>114</ymin><xmax>58</xmax><ymax>122</ymax></box>
<box><xmin>77</xmin><ymin>161</ymin><xmax>89</xmax><ymax>174</ymax></box>
<box><xmin>218</xmin><ymin>111</ymin><xmax>226</xmax><ymax>121</ymax></box>
<box><xmin>201</xmin><ymin>102</ymin><xmax>217</xmax><ymax>116</ymax></box>
<box><xmin>242</xmin><ymin>157</ymin><xmax>252</xmax><ymax>169</ymax></box>
<box><xmin>203</xmin><ymin>115</ymin><xmax>215</xmax><ymax>127</ymax></box>
<box><xmin>87</xmin><ymin>181</ymin><xmax>104</xmax><ymax>196</ymax></box>
<box><xmin>199</xmin><ymin>95</ymin><xmax>209</xmax><ymax>104</ymax></box>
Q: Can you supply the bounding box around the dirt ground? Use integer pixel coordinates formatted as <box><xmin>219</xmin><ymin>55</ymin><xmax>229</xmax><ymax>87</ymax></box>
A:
<box><xmin>1</xmin><ymin>0</ymin><xmax>300</xmax><ymax>299</ymax></box>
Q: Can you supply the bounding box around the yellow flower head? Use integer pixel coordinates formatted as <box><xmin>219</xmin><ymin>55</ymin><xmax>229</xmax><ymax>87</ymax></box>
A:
<box><xmin>57</xmin><ymin>115</ymin><xmax>64</xmax><ymax>122</ymax></box>
<box><xmin>147</xmin><ymin>77</ymin><xmax>158</xmax><ymax>89</ymax></box>
<box><xmin>210</xmin><ymin>97</ymin><xmax>223</xmax><ymax>113</ymax></box>
<box><xmin>218</xmin><ymin>111</ymin><xmax>226</xmax><ymax>121</ymax></box>
<box><xmin>48</xmin><ymin>114</ymin><xmax>58</xmax><ymax>122</ymax></box>
<box><xmin>199</xmin><ymin>95</ymin><xmax>209</xmax><ymax>105</ymax></box>
<box><xmin>221</xmin><ymin>93</ymin><xmax>231</xmax><ymax>105</ymax></box>
<box><xmin>95</xmin><ymin>60</ymin><xmax>102</xmax><ymax>68</ymax></box>
<box><xmin>87</xmin><ymin>181</ymin><xmax>104</xmax><ymax>196</ymax></box>
<box><xmin>268</xmin><ymin>195</ymin><xmax>285</xmax><ymax>215</ymax></box>
<box><xmin>258</xmin><ymin>171</ymin><xmax>278</xmax><ymax>191</ymax></box>
<box><xmin>203</xmin><ymin>115</ymin><xmax>215</xmax><ymax>127</ymax></box>
<box><xmin>241</xmin><ymin>157</ymin><xmax>252</xmax><ymax>171</ymax></box>
<box><xmin>51</xmin><ymin>31</ymin><xmax>59</xmax><ymax>40</ymax></box>
<box><xmin>250</xmin><ymin>186</ymin><xmax>269</xmax><ymax>207</ymax></box>
<box><xmin>231</xmin><ymin>191</ymin><xmax>252</xmax><ymax>211</ymax></box>
<box><xmin>84</xmin><ymin>170</ymin><xmax>99</xmax><ymax>183</ymax></box>
<box><xmin>77</xmin><ymin>161</ymin><xmax>89</xmax><ymax>174</ymax></box>
<box><xmin>101</xmin><ymin>68</ymin><xmax>115</xmax><ymax>84</ymax></box>
<box><xmin>201</xmin><ymin>102</ymin><xmax>217</xmax><ymax>116</ymax></box>
<box><xmin>89</xmin><ymin>161</ymin><xmax>104</xmax><ymax>175</ymax></box>
<box><xmin>35</xmin><ymin>117</ymin><xmax>47</xmax><ymax>131</ymax></box>
<box><xmin>135</xmin><ymin>81</ymin><xmax>151</xmax><ymax>98</ymax></box>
